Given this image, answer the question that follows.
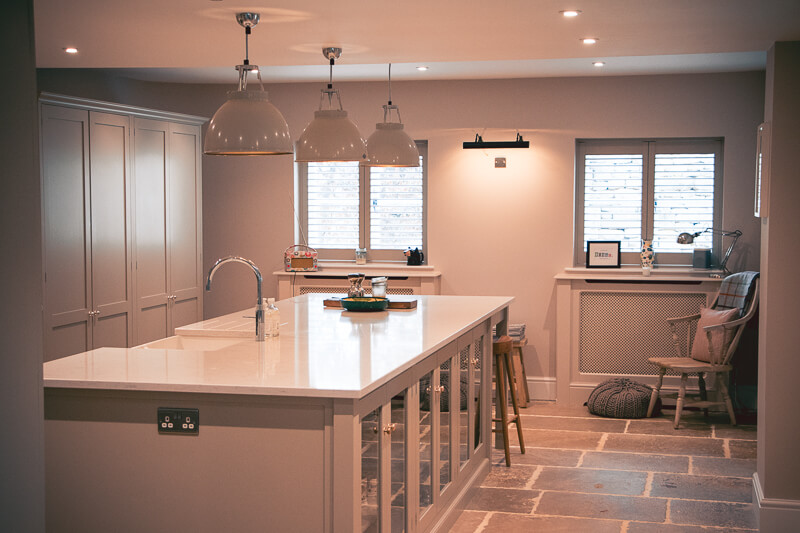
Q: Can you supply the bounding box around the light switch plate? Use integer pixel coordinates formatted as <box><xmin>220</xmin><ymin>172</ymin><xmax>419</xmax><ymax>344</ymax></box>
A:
<box><xmin>495</xmin><ymin>157</ymin><xmax>507</xmax><ymax>168</ymax></box>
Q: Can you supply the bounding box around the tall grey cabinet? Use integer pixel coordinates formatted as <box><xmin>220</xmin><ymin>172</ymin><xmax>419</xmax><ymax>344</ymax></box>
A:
<box><xmin>40</xmin><ymin>94</ymin><xmax>205</xmax><ymax>361</ymax></box>
<box><xmin>133</xmin><ymin>118</ymin><xmax>204</xmax><ymax>345</ymax></box>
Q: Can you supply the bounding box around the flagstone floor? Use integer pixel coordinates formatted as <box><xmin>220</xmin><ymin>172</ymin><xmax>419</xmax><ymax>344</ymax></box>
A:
<box><xmin>451</xmin><ymin>401</ymin><xmax>757</xmax><ymax>532</ymax></box>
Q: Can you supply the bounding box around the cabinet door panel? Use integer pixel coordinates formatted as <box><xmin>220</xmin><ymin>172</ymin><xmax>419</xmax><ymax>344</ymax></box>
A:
<box><xmin>171</xmin><ymin>293</ymin><xmax>202</xmax><ymax>332</ymax></box>
<box><xmin>137</xmin><ymin>304</ymin><xmax>168</xmax><ymax>345</ymax></box>
<box><xmin>93</xmin><ymin>311</ymin><xmax>129</xmax><ymax>349</ymax></box>
<box><xmin>133</xmin><ymin>121</ymin><xmax>168</xmax><ymax>300</ymax></box>
<box><xmin>48</xmin><ymin>321</ymin><xmax>90</xmax><ymax>362</ymax></box>
<box><xmin>168</xmin><ymin>125</ymin><xmax>201</xmax><ymax>297</ymax></box>
<box><xmin>41</xmin><ymin>105</ymin><xmax>92</xmax><ymax>360</ymax></box>
<box><xmin>133</xmin><ymin>119</ymin><xmax>170</xmax><ymax>343</ymax></box>
<box><xmin>89</xmin><ymin>112</ymin><xmax>133</xmax><ymax>348</ymax></box>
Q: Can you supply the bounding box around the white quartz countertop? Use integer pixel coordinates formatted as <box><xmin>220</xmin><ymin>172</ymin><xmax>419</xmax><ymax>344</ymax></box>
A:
<box><xmin>44</xmin><ymin>294</ymin><xmax>512</xmax><ymax>399</ymax></box>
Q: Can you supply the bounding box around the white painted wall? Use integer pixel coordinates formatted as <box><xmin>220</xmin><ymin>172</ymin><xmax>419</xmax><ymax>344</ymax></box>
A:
<box><xmin>756</xmin><ymin>41</ymin><xmax>800</xmax><ymax>531</ymax></box>
<box><xmin>37</xmin><ymin>70</ymin><xmax>764</xmax><ymax>388</ymax></box>
<box><xmin>1</xmin><ymin>0</ymin><xmax>45</xmax><ymax>529</ymax></box>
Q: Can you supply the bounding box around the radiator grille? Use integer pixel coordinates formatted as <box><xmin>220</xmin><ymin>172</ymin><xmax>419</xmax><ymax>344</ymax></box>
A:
<box><xmin>298</xmin><ymin>286</ymin><xmax>414</xmax><ymax>296</ymax></box>
<box><xmin>579</xmin><ymin>291</ymin><xmax>705</xmax><ymax>375</ymax></box>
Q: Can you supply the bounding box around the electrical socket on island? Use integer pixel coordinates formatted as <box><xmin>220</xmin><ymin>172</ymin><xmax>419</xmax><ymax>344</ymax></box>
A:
<box><xmin>157</xmin><ymin>407</ymin><xmax>199</xmax><ymax>435</ymax></box>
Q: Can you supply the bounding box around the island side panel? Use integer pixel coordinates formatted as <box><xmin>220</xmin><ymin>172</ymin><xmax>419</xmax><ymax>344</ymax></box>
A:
<box><xmin>45</xmin><ymin>389</ymin><xmax>329</xmax><ymax>533</ymax></box>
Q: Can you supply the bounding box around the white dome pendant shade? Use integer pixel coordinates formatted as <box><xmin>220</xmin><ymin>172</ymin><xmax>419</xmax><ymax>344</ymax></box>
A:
<box><xmin>205</xmin><ymin>90</ymin><xmax>292</xmax><ymax>155</ymax></box>
<box><xmin>203</xmin><ymin>12</ymin><xmax>293</xmax><ymax>156</ymax></box>
<box><xmin>295</xmin><ymin>48</ymin><xmax>366</xmax><ymax>163</ymax></box>
<box><xmin>366</xmin><ymin>64</ymin><xmax>419</xmax><ymax>167</ymax></box>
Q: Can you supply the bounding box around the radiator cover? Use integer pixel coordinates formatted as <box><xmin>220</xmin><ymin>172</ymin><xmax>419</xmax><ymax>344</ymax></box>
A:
<box><xmin>578</xmin><ymin>291</ymin><xmax>706</xmax><ymax>375</ymax></box>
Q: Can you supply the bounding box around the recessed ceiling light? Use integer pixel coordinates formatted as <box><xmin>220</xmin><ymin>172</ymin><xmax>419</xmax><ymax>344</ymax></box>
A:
<box><xmin>582</xmin><ymin>38</ymin><xmax>598</xmax><ymax>45</ymax></box>
<box><xmin>416</xmin><ymin>66</ymin><xmax>429</xmax><ymax>71</ymax></box>
<box><xmin>63</xmin><ymin>47</ymin><xmax>78</xmax><ymax>54</ymax></box>
<box><xmin>560</xmin><ymin>10</ymin><xmax>581</xmax><ymax>17</ymax></box>
<box><xmin>593</xmin><ymin>61</ymin><xmax>605</xmax><ymax>67</ymax></box>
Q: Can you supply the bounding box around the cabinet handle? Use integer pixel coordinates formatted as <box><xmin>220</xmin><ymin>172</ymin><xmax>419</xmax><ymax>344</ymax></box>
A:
<box><xmin>472</xmin><ymin>357</ymin><xmax>480</xmax><ymax>368</ymax></box>
<box><xmin>88</xmin><ymin>310</ymin><xmax>100</xmax><ymax>317</ymax></box>
<box><xmin>434</xmin><ymin>385</ymin><xmax>445</xmax><ymax>394</ymax></box>
<box><xmin>383</xmin><ymin>423</ymin><xmax>397</xmax><ymax>435</ymax></box>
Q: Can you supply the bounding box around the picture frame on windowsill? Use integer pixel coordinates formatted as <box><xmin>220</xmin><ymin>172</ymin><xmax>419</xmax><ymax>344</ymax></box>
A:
<box><xmin>586</xmin><ymin>241</ymin><xmax>621</xmax><ymax>268</ymax></box>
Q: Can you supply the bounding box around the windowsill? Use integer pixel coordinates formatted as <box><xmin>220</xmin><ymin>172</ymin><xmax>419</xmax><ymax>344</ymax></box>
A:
<box><xmin>556</xmin><ymin>266</ymin><xmax>725</xmax><ymax>282</ymax></box>
<box><xmin>274</xmin><ymin>262</ymin><xmax>441</xmax><ymax>278</ymax></box>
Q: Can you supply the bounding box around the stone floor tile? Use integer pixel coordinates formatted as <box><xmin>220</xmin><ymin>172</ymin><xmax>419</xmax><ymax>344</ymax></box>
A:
<box><xmin>650</xmin><ymin>473</ymin><xmax>752</xmax><ymax>503</ymax></box>
<box><xmin>627</xmin><ymin>521</ymin><xmax>755</xmax><ymax>532</ymax></box>
<box><xmin>669</xmin><ymin>500</ymin><xmax>757</xmax><ymax>529</ymax></box>
<box><xmin>534</xmin><ymin>467</ymin><xmax>648</xmax><ymax>496</ymax></box>
<box><xmin>535</xmin><ymin>491</ymin><xmax>667</xmax><ymax>522</ymax></box>
<box><xmin>714</xmin><ymin>424</ymin><xmax>757</xmax><ymax>441</ymax></box>
<box><xmin>581</xmin><ymin>451</ymin><xmax>689</xmax><ymax>473</ymax></box>
<box><xmin>520</xmin><ymin>415</ymin><xmax>628</xmax><ymax>433</ymax></box>
<box><xmin>492</xmin><ymin>447</ymin><xmax>582</xmax><ymax>467</ymax></box>
<box><xmin>603</xmin><ymin>433</ymin><xmax>724</xmax><ymax>457</ymax></box>
<box><xmin>464</xmin><ymin>487</ymin><xmax>539</xmax><ymax>513</ymax></box>
<box><xmin>728</xmin><ymin>439</ymin><xmax>757</xmax><ymax>459</ymax></box>
<box><xmin>485</xmin><ymin>512</ymin><xmax>622</xmax><ymax>532</ymax></box>
<box><xmin>448</xmin><ymin>510</ymin><xmax>487</xmax><ymax>533</ymax></box>
<box><xmin>692</xmin><ymin>456</ymin><xmax>756</xmax><ymax>478</ymax></box>
<box><xmin>514</xmin><ymin>429</ymin><xmax>603</xmax><ymax>450</ymax></box>
<box><xmin>481</xmin><ymin>464</ymin><xmax>536</xmax><ymax>488</ymax></box>
<box><xmin>627</xmin><ymin>419</ymin><xmax>712</xmax><ymax>437</ymax></box>
<box><xmin>521</xmin><ymin>401</ymin><xmax>593</xmax><ymax>418</ymax></box>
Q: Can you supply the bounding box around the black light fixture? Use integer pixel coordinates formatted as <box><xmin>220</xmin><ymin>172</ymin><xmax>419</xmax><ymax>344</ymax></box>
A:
<box><xmin>677</xmin><ymin>228</ymin><xmax>742</xmax><ymax>275</ymax></box>
<box><xmin>463</xmin><ymin>133</ymin><xmax>529</xmax><ymax>149</ymax></box>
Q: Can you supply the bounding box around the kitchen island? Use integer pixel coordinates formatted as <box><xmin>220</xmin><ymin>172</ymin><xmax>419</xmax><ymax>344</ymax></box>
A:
<box><xmin>44</xmin><ymin>294</ymin><xmax>512</xmax><ymax>533</ymax></box>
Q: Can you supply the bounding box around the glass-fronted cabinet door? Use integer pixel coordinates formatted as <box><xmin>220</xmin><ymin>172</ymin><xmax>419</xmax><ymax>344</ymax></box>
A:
<box><xmin>360</xmin><ymin>387</ymin><xmax>412</xmax><ymax>533</ymax></box>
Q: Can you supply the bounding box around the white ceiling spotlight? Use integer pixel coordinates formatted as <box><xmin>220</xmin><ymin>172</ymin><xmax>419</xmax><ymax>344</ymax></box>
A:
<box><xmin>582</xmin><ymin>38</ymin><xmax>598</xmax><ymax>45</ymax></box>
<box><xmin>295</xmin><ymin>47</ymin><xmax>366</xmax><ymax>162</ymax></box>
<box><xmin>203</xmin><ymin>12</ymin><xmax>293</xmax><ymax>156</ymax></box>
<box><xmin>63</xmin><ymin>47</ymin><xmax>78</xmax><ymax>54</ymax></box>
<box><xmin>593</xmin><ymin>61</ymin><xmax>606</xmax><ymax>67</ymax></box>
<box><xmin>365</xmin><ymin>63</ymin><xmax>420</xmax><ymax>167</ymax></box>
<box><xmin>560</xmin><ymin>10</ymin><xmax>582</xmax><ymax>17</ymax></box>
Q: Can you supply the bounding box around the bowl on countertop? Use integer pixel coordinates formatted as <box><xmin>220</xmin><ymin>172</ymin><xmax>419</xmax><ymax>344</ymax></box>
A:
<box><xmin>341</xmin><ymin>297</ymin><xmax>389</xmax><ymax>312</ymax></box>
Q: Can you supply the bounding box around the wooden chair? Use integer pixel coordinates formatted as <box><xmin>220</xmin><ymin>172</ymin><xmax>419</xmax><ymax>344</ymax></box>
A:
<box><xmin>647</xmin><ymin>274</ymin><xmax>759</xmax><ymax>429</ymax></box>
<box><xmin>493</xmin><ymin>336</ymin><xmax>525</xmax><ymax>466</ymax></box>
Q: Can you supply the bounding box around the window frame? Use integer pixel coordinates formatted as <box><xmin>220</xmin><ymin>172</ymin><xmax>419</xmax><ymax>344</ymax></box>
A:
<box><xmin>574</xmin><ymin>138</ymin><xmax>724</xmax><ymax>267</ymax></box>
<box><xmin>297</xmin><ymin>140</ymin><xmax>428</xmax><ymax>262</ymax></box>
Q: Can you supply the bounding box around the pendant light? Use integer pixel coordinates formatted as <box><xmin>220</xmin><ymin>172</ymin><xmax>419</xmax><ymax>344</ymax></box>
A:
<box><xmin>366</xmin><ymin>63</ymin><xmax>420</xmax><ymax>167</ymax></box>
<box><xmin>204</xmin><ymin>12</ymin><xmax>292</xmax><ymax>156</ymax></box>
<box><xmin>295</xmin><ymin>47</ymin><xmax>366</xmax><ymax>162</ymax></box>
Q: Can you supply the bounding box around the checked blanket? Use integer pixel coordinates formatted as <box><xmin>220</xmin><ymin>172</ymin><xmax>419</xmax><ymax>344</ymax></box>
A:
<box><xmin>716</xmin><ymin>271</ymin><xmax>759</xmax><ymax>314</ymax></box>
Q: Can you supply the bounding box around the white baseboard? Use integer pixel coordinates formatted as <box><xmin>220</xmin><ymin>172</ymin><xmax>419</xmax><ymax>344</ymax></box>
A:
<box><xmin>753</xmin><ymin>472</ymin><xmax>800</xmax><ymax>532</ymax></box>
<box><xmin>527</xmin><ymin>377</ymin><xmax>556</xmax><ymax>401</ymax></box>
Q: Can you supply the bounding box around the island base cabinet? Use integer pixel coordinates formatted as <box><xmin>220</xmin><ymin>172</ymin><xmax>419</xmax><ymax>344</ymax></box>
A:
<box><xmin>44</xmin><ymin>320</ymin><xmax>494</xmax><ymax>533</ymax></box>
<box><xmin>45</xmin><ymin>390</ymin><xmax>328</xmax><ymax>533</ymax></box>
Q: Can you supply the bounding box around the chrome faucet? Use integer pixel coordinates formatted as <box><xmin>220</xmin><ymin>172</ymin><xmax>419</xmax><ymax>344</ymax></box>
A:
<box><xmin>205</xmin><ymin>256</ymin><xmax>265</xmax><ymax>341</ymax></box>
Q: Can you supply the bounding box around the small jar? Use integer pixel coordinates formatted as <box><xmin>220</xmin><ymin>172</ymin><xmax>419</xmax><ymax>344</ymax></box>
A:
<box><xmin>371</xmin><ymin>276</ymin><xmax>388</xmax><ymax>299</ymax></box>
<box><xmin>355</xmin><ymin>248</ymin><xmax>367</xmax><ymax>265</ymax></box>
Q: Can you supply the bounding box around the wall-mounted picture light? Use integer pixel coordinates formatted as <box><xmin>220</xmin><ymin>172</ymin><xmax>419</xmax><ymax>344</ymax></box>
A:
<box><xmin>463</xmin><ymin>132</ymin><xmax>529</xmax><ymax>149</ymax></box>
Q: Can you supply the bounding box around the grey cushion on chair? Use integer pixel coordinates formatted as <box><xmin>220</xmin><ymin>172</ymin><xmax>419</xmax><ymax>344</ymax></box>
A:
<box><xmin>586</xmin><ymin>378</ymin><xmax>656</xmax><ymax>419</ymax></box>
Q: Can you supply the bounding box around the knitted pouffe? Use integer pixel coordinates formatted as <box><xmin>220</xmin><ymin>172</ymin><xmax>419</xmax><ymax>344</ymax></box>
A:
<box><xmin>586</xmin><ymin>378</ymin><xmax>657</xmax><ymax>418</ymax></box>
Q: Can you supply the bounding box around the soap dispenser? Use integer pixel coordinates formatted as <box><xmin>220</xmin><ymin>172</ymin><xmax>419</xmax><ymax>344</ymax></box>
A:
<box><xmin>265</xmin><ymin>298</ymin><xmax>280</xmax><ymax>337</ymax></box>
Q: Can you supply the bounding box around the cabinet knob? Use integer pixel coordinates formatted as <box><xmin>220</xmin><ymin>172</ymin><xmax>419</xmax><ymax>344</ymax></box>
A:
<box><xmin>383</xmin><ymin>423</ymin><xmax>397</xmax><ymax>435</ymax></box>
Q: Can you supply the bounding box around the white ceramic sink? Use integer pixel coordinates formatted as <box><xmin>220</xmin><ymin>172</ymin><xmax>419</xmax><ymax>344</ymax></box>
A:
<box><xmin>137</xmin><ymin>335</ymin><xmax>249</xmax><ymax>351</ymax></box>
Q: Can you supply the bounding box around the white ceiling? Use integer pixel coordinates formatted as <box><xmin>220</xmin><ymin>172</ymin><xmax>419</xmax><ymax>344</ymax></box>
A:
<box><xmin>34</xmin><ymin>0</ymin><xmax>800</xmax><ymax>83</ymax></box>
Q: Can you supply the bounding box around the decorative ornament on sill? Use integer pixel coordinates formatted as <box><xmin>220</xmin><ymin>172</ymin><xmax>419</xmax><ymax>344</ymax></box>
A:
<box><xmin>640</xmin><ymin>239</ymin><xmax>655</xmax><ymax>276</ymax></box>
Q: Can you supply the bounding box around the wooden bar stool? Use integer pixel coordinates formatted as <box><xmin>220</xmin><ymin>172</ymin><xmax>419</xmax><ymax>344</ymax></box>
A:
<box><xmin>493</xmin><ymin>335</ymin><xmax>525</xmax><ymax>466</ymax></box>
<box><xmin>511</xmin><ymin>337</ymin><xmax>531</xmax><ymax>408</ymax></box>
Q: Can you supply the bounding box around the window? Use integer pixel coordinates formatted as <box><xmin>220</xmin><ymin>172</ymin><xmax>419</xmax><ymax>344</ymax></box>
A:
<box><xmin>575</xmin><ymin>139</ymin><xmax>723</xmax><ymax>266</ymax></box>
<box><xmin>298</xmin><ymin>141</ymin><xmax>427</xmax><ymax>261</ymax></box>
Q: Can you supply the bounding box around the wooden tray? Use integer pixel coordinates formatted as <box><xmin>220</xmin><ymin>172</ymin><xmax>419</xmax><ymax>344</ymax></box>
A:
<box><xmin>324</xmin><ymin>298</ymin><xmax>417</xmax><ymax>310</ymax></box>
